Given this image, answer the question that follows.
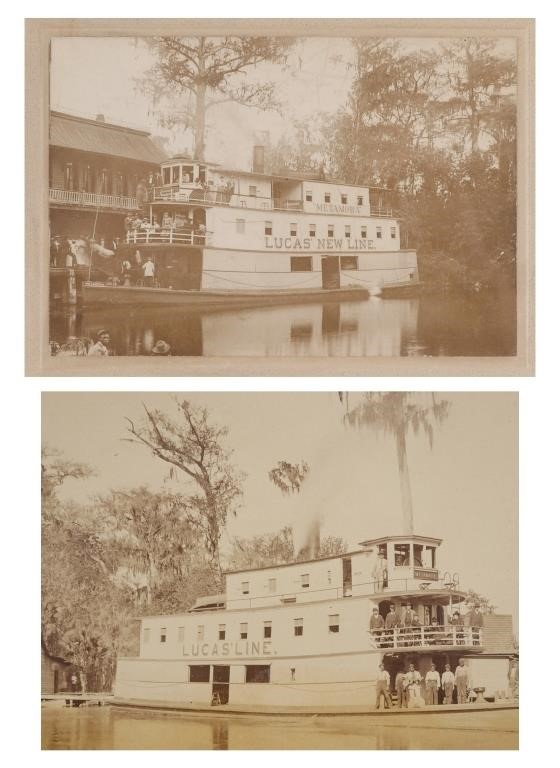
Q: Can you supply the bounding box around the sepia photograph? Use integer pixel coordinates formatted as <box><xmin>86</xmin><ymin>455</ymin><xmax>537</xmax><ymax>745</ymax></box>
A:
<box><xmin>26</xmin><ymin>18</ymin><xmax>534</xmax><ymax>375</ymax></box>
<box><xmin>41</xmin><ymin>391</ymin><xmax>518</xmax><ymax>749</ymax></box>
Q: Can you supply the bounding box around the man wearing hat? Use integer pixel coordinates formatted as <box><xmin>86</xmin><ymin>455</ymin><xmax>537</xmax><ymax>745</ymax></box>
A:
<box><xmin>384</xmin><ymin>603</ymin><xmax>399</xmax><ymax>648</ymax></box>
<box><xmin>369</xmin><ymin>607</ymin><xmax>385</xmax><ymax>648</ymax></box>
<box><xmin>375</xmin><ymin>663</ymin><xmax>392</xmax><ymax>710</ymax></box>
<box><xmin>469</xmin><ymin>604</ymin><xmax>484</xmax><ymax>645</ymax></box>
<box><xmin>151</xmin><ymin>340</ymin><xmax>171</xmax><ymax>355</ymax></box>
<box><xmin>88</xmin><ymin>329</ymin><xmax>111</xmax><ymax>356</ymax></box>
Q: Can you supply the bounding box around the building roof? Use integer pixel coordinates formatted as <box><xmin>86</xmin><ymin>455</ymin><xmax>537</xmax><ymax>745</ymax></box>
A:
<box><xmin>49</xmin><ymin>111</ymin><xmax>167</xmax><ymax>165</ymax></box>
<box><xmin>359</xmin><ymin>534</ymin><xmax>443</xmax><ymax>547</ymax></box>
<box><xmin>223</xmin><ymin>547</ymin><xmax>372</xmax><ymax>576</ymax></box>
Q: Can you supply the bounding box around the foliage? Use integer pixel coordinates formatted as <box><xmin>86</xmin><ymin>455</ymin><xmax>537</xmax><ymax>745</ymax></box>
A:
<box><xmin>464</xmin><ymin>589</ymin><xmax>496</xmax><ymax>615</ymax></box>
<box><xmin>343</xmin><ymin>393</ymin><xmax>449</xmax><ymax>534</ymax></box>
<box><xmin>268</xmin><ymin>460</ymin><xmax>310</xmax><ymax>495</ymax></box>
<box><xmin>227</xmin><ymin>526</ymin><xmax>347</xmax><ymax>571</ymax></box>
<box><xmin>125</xmin><ymin>399</ymin><xmax>245</xmax><ymax>584</ymax></box>
<box><xmin>138</xmin><ymin>36</ymin><xmax>293</xmax><ymax>159</ymax></box>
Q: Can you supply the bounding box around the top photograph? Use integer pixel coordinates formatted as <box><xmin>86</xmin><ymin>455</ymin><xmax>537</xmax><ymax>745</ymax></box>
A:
<box><xmin>26</xmin><ymin>19</ymin><xmax>534</xmax><ymax>375</ymax></box>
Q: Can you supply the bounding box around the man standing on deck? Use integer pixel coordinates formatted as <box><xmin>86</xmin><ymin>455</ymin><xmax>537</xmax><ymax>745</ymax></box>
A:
<box><xmin>469</xmin><ymin>604</ymin><xmax>484</xmax><ymax>645</ymax></box>
<box><xmin>442</xmin><ymin>663</ymin><xmax>455</xmax><ymax>704</ymax></box>
<box><xmin>369</xmin><ymin>608</ymin><xmax>385</xmax><ymax>648</ymax></box>
<box><xmin>425</xmin><ymin>663</ymin><xmax>441</xmax><ymax>705</ymax></box>
<box><xmin>88</xmin><ymin>329</ymin><xmax>111</xmax><ymax>356</ymax></box>
<box><xmin>395</xmin><ymin>667</ymin><xmax>406</xmax><ymax>708</ymax></box>
<box><xmin>455</xmin><ymin>658</ymin><xmax>470</xmax><ymax>704</ymax></box>
<box><xmin>373</xmin><ymin>550</ymin><xmax>388</xmax><ymax>592</ymax></box>
<box><xmin>142</xmin><ymin>256</ymin><xmax>155</xmax><ymax>287</ymax></box>
<box><xmin>375</xmin><ymin>663</ymin><xmax>392</xmax><ymax>710</ymax></box>
<box><xmin>384</xmin><ymin>604</ymin><xmax>399</xmax><ymax>648</ymax></box>
<box><xmin>402</xmin><ymin>603</ymin><xmax>414</xmax><ymax>646</ymax></box>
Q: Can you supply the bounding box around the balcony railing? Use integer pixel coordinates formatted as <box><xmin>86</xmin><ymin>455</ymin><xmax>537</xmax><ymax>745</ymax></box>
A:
<box><xmin>369</xmin><ymin>206</ymin><xmax>396</xmax><ymax>219</ymax></box>
<box><xmin>125</xmin><ymin>230</ymin><xmax>211</xmax><ymax>247</ymax></box>
<box><xmin>369</xmin><ymin>626</ymin><xmax>482</xmax><ymax>650</ymax></box>
<box><xmin>49</xmin><ymin>188</ymin><xmax>140</xmax><ymax>210</ymax></box>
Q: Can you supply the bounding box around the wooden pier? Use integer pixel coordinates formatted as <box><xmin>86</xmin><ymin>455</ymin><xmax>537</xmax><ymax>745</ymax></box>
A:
<box><xmin>42</xmin><ymin>693</ymin><xmax>113</xmax><ymax>708</ymax></box>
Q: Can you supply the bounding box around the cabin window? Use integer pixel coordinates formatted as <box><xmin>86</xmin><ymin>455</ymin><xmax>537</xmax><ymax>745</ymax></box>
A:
<box><xmin>341</xmin><ymin>193</ymin><xmax>348</xmax><ymax>204</ymax></box>
<box><xmin>390</xmin><ymin>226</ymin><xmax>397</xmax><ymax>239</ymax></box>
<box><xmin>263</xmin><ymin>621</ymin><xmax>272</xmax><ymax>639</ymax></box>
<box><xmin>290</xmin><ymin>223</ymin><xmax>298</xmax><ymax>237</ymax></box>
<box><xmin>357</xmin><ymin>195</ymin><xmax>364</xmax><ymax>206</ymax></box>
<box><xmin>329</xmin><ymin>614</ymin><xmax>340</xmax><ymax>633</ymax></box>
<box><xmin>197</xmin><ymin>625</ymin><xmax>205</xmax><ymax>641</ymax></box>
<box><xmin>301</xmin><ymin>573</ymin><xmax>310</xmax><ymax>588</ymax></box>
<box><xmin>361</xmin><ymin>226</ymin><xmax>367</xmax><ymax>239</ymax></box>
<box><xmin>64</xmin><ymin>163</ymin><xmax>73</xmax><ymax>190</ymax></box>
<box><xmin>268</xmin><ymin>578</ymin><xmax>277</xmax><ymax>593</ymax></box>
<box><xmin>249</xmin><ymin>185</ymin><xmax>257</xmax><ymax>197</ymax></box>
<box><xmin>163</xmin><ymin>167</ymin><xmax>171</xmax><ymax>185</ymax></box>
<box><xmin>376</xmin><ymin>226</ymin><xmax>382</xmax><ymax>239</ymax></box>
<box><xmin>241</xmin><ymin>581</ymin><xmax>249</xmax><ymax>595</ymax></box>
<box><xmin>290</xmin><ymin>256</ymin><xmax>312</xmax><ymax>272</ymax></box>
<box><xmin>246</xmin><ymin>665</ymin><xmax>270</xmax><ymax>683</ymax></box>
<box><xmin>218</xmin><ymin>624</ymin><xmax>226</xmax><ymax>640</ymax></box>
<box><xmin>344</xmin><ymin>225</ymin><xmax>351</xmax><ymax>238</ymax></box>
<box><xmin>189</xmin><ymin>665</ymin><xmax>210</xmax><ymax>683</ymax></box>
<box><xmin>294</xmin><ymin>618</ymin><xmax>304</xmax><ymax>637</ymax></box>
<box><xmin>394</xmin><ymin>544</ymin><xmax>410</xmax><ymax>567</ymax></box>
<box><xmin>236</xmin><ymin>219</ymin><xmax>246</xmax><ymax>234</ymax></box>
<box><xmin>305</xmin><ymin>190</ymin><xmax>313</xmax><ymax>202</ymax></box>
<box><xmin>423</xmin><ymin>546</ymin><xmax>436</xmax><ymax>568</ymax></box>
<box><xmin>309</xmin><ymin>224</ymin><xmax>316</xmax><ymax>237</ymax></box>
<box><xmin>414</xmin><ymin>544</ymin><xmax>424</xmax><ymax>567</ymax></box>
<box><xmin>240</xmin><ymin>623</ymin><xmax>248</xmax><ymax>640</ymax></box>
<box><xmin>160</xmin><ymin>627</ymin><xmax>167</xmax><ymax>643</ymax></box>
<box><xmin>172</xmin><ymin>166</ymin><xmax>180</xmax><ymax>183</ymax></box>
<box><xmin>178</xmin><ymin>626</ymin><xmax>185</xmax><ymax>643</ymax></box>
<box><xmin>265</xmin><ymin>221</ymin><xmax>273</xmax><ymax>236</ymax></box>
<box><xmin>143</xmin><ymin>628</ymin><xmax>150</xmax><ymax>644</ymax></box>
<box><xmin>327</xmin><ymin>224</ymin><xmax>334</xmax><ymax>238</ymax></box>
<box><xmin>324</xmin><ymin>193</ymin><xmax>331</xmax><ymax>203</ymax></box>
<box><xmin>340</xmin><ymin>256</ymin><xmax>358</xmax><ymax>271</ymax></box>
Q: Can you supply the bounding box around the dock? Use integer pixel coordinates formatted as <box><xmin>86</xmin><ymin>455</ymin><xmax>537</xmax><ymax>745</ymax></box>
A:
<box><xmin>42</xmin><ymin>693</ymin><xmax>113</xmax><ymax>708</ymax></box>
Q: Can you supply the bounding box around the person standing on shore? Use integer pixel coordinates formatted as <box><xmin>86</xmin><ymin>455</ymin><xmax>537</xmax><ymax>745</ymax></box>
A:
<box><xmin>455</xmin><ymin>658</ymin><xmax>469</xmax><ymax>704</ymax></box>
<box><xmin>425</xmin><ymin>663</ymin><xmax>441</xmax><ymax>705</ymax></box>
<box><xmin>375</xmin><ymin>663</ymin><xmax>392</xmax><ymax>710</ymax></box>
<box><xmin>442</xmin><ymin>663</ymin><xmax>455</xmax><ymax>704</ymax></box>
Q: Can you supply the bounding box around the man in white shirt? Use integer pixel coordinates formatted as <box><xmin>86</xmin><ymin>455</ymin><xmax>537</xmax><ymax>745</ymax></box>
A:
<box><xmin>441</xmin><ymin>663</ymin><xmax>455</xmax><ymax>704</ymax></box>
<box><xmin>425</xmin><ymin>663</ymin><xmax>441</xmax><ymax>705</ymax></box>
<box><xmin>375</xmin><ymin>663</ymin><xmax>392</xmax><ymax>710</ymax></box>
<box><xmin>142</xmin><ymin>257</ymin><xmax>155</xmax><ymax>287</ymax></box>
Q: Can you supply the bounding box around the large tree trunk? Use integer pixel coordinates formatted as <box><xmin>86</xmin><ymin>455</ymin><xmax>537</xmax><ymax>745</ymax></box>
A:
<box><xmin>194</xmin><ymin>81</ymin><xmax>207</xmax><ymax>161</ymax></box>
<box><xmin>395</xmin><ymin>426</ymin><xmax>414</xmax><ymax>535</ymax></box>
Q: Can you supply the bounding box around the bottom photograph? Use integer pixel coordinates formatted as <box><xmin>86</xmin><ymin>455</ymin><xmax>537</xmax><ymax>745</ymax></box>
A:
<box><xmin>41</xmin><ymin>391</ymin><xmax>518</xmax><ymax>750</ymax></box>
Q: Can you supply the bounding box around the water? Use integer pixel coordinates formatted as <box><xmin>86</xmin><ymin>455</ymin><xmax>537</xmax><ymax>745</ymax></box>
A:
<box><xmin>41</xmin><ymin>705</ymin><xmax>518</xmax><ymax>750</ymax></box>
<box><xmin>49</xmin><ymin>291</ymin><xmax>516</xmax><ymax>357</ymax></box>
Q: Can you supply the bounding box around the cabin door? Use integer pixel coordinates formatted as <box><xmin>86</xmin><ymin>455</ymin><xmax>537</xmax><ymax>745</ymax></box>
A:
<box><xmin>321</xmin><ymin>256</ymin><xmax>341</xmax><ymax>289</ymax></box>
<box><xmin>212</xmin><ymin>665</ymin><xmax>230</xmax><ymax>705</ymax></box>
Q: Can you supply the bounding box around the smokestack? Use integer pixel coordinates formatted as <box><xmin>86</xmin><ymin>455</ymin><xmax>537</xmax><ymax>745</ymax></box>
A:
<box><xmin>252</xmin><ymin>145</ymin><xmax>265</xmax><ymax>174</ymax></box>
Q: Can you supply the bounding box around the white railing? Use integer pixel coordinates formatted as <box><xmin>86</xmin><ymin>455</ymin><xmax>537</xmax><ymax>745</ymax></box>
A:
<box><xmin>49</xmin><ymin>188</ymin><xmax>140</xmax><ymax>210</ymax></box>
<box><xmin>369</xmin><ymin>206</ymin><xmax>396</xmax><ymax>218</ymax></box>
<box><xmin>369</xmin><ymin>626</ymin><xmax>483</xmax><ymax>650</ymax></box>
<box><xmin>125</xmin><ymin>230</ymin><xmax>211</xmax><ymax>246</ymax></box>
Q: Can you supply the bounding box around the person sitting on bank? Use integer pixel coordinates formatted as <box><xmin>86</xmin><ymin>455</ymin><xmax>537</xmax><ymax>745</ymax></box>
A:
<box><xmin>88</xmin><ymin>329</ymin><xmax>111</xmax><ymax>356</ymax></box>
<box><xmin>375</xmin><ymin>663</ymin><xmax>392</xmax><ymax>710</ymax></box>
<box><xmin>425</xmin><ymin>663</ymin><xmax>441</xmax><ymax>705</ymax></box>
<box><xmin>369</xmin><ymin>607</ymin><xmax>385</xmax><ymax>647</ymax></box>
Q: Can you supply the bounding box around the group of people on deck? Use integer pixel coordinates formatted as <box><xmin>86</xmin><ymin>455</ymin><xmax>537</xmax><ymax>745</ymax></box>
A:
<box><xmin>376</xmin><ymin>659</ymin><xmax>476</xmax><ymax>709</ymax></box>
<box><xmin>369</xmin><ymin>603</ymin><xmax>484</xmax><ymax>648</ymax></box>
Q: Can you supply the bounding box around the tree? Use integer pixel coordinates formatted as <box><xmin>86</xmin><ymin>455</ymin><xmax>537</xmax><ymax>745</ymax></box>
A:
<box><xmin>227</xmin><ymin>526</ymin><xmax>347</xmax><ymax>571</ymax></box>
<box><xmin>125</xmin><ymin>399</ymin><xmax>245</xmax><ymax>585</ymax></box>
<box><xmin>268</xmin><ymin>460</ymin><xmax>309</xmax><ymax>495</ymax></box>
<box><xmin>342</xmin><ymin>393</ymin><xmax>449</xmax><ymax>535</ymax></box>
<box><xmin>139</xmin><ymin>36</ymin><xmax>293</xmax><ymax>160</ymax></box>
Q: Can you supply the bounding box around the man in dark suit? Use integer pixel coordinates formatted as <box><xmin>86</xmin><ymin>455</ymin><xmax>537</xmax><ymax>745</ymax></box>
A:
<box><xmin>384</xmin><ymin>604</ymin><xmax>399</xmax><ymax>648</ymax></box>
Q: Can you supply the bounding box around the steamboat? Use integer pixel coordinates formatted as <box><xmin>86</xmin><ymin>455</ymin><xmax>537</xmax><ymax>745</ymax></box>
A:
<box><xmin>83</xmin><ymin>149</ymin><xmax>418</xmax><ymax>307</ymax></box>
<box><xmin>114</xmin><ymin>533</ymin><xmax>517</xmax><ymax>713</ymax></box>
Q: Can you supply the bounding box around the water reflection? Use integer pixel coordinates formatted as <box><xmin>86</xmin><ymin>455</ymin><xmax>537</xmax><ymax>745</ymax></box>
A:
<box><xmin>41</xmin><ymin>705</ymin><xmax>518</xmax><ymax>750</ymax></box>
<box><xmin>49</xmin><ymin>291</ymin><xmax>516</xmax><ymax>358</ymax></box>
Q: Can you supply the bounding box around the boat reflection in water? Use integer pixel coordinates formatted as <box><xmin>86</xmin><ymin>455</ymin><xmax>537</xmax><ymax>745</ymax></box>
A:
<box><xmin>41</xmin><ymin>705</ymin><xmax>518</xmax><ymax>750</ymax></box>
<box><xmin>49</xmin><ymin>291</ymin><xmax>515</xmax><ymax>358</ymax></box>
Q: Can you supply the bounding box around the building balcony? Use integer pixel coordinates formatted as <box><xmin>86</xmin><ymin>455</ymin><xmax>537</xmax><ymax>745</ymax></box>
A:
<box><xmin>125</xmin><ymin>229</ymin><xmax>211</xmax><ymax>247</ymax></box>
<box><xmin>49</xmin><ymin>188</ymin><xmax>140</xmax><ymax>211</ymax></box>
<box><xmin>369</xmin><ymin>206</ymin><xmax>397</xmax><ymax>218</ymax></box>
<box><xmin>370</xmin><ymin>625</ymin><xmax>483</xmax><ymax>652</ymax></box>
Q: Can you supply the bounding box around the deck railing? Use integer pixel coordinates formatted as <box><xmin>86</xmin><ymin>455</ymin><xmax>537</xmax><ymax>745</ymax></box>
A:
<box><xmin>49</xmin><ymin>188</ymin><xmax>140</xmax><ymax>210</ymax></box>
<box><xmin>369</xmin><ymin>626</ymin><xmax>482</xmax><ymax>650</ymax></box>
<box><xmin>125</xmin><ymin>230</ymin><xmax>211</xmax><ymax>246</ymax></box>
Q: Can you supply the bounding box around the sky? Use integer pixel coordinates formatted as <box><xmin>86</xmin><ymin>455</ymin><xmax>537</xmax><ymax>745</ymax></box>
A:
<box><xmin>50</xmin><ymin>35</ymin><xmax>517</xmax><ymax>170</ymax></box>
<box><xmin>42</xmin><ymin>392</ymin><xmax>518</xmax><ymax>624</ymax></box>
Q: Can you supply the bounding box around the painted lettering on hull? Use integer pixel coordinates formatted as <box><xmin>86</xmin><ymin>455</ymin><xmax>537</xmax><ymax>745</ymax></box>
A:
<box><xmin>183</xmin><ymin>640</ymin><xmax>273</xmax><ymax>658</ymax></box>
<box><xmin>265</xmin><ymin>236</ymin><xmax>378</xmax><ymax>251</ymax></box>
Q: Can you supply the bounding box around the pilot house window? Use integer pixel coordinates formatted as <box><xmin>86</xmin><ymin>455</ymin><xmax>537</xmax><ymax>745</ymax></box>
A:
<box><xmin>394</xmin><ymin>544</ymin><xmax>410</xmax><ymax>566</ymax></box>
